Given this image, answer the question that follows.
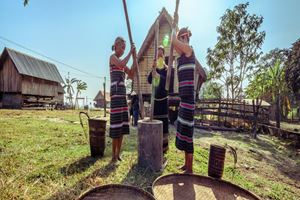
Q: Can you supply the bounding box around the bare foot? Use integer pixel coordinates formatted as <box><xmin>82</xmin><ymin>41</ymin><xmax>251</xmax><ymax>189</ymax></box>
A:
<box><xmin>178</xmin><ymin>165</ymin><xmax>186</xmax><ymax>171</ymax></box>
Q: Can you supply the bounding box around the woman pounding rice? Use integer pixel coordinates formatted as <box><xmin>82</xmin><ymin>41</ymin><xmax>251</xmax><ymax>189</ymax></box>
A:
<box><xmin>172</xmin><ymin>27</ymin><xmax>197</xmax><ymax>173</ymax></box>
<box><xmin>109</xmin><ymin>37</ymin><xmax>136</xmax><ymax>162</ymax></box>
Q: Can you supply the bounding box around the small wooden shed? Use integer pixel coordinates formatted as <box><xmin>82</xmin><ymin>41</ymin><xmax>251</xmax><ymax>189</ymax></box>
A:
<box><xmin>0</xmin><ymin>47</ymin><xmax>64</xmax><ymax>108</ymax></box>
<box><xmin>94</xmin><ymin>90</ymin><xmax>110</xmax><ymax>108</ymax></box>
<box><xmin>132</xmin><ymin>7</ymin><xmax>179</xmax><ymax>100</ymax></box>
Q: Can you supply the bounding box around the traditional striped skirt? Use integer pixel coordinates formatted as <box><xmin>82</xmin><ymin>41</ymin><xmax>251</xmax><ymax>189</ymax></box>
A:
<box><xmin>175</xmin><ymin>96</ymin><xmax>195</xmax><ymax>153</ymax></box>
<box><xmin>175</xmin><ymin>53</ymin><xmax>195</xmax><ymax>153</ymax></box>
<box><xmin>109</xmin><ymin>95</ymin><xmax>130</xmax><ymax>138</ymax></box>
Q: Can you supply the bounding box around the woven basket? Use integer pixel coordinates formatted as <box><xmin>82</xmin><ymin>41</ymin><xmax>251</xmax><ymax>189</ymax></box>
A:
<box><xmin>152</xmin><ymin>174</ymin><xmax>260</xmax><ymax>200</ymax></box>
<box><xmin>78</xmin><ymin>184</ymin><xmax>156</xmax><ymax>200</ymax></box>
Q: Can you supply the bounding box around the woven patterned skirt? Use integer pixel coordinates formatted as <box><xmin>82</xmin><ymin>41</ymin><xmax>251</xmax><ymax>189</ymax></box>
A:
<box><xmin>175</xmin><ymin>96</ymin><xmax>195</xmax><ymax>153</ymax></box>
<box><xmin>109</xmin><ymin>95</ymin><xmax>130</xmax><ymax>138</ymax></box>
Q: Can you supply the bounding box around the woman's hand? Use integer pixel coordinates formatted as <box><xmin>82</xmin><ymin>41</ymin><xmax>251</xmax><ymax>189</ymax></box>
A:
<box><xmin>152</xmin><ymin>59</ymin><xmax>159</xmax><ymax>76</ymax></box>
<box><xmin>152</xmin><ymin>59</ymin><xmax>157</xmax><ymax>69</ymax></box>
<box><xmin>131</xmin><ymin>44</ymin><xmax>136</xmax><ymax>55</ymax></box>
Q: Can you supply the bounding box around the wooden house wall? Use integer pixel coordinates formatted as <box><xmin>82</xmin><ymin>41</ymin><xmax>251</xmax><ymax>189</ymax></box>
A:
<box><xmin>0</xmin><ymin>57</ymin><xmax>22</xmax><ymax>93</ymax></box>
<box><xmin>133</xmin><ymin>19</ymin><xmax>179</xmax><ymax>94</ymax></box>
<box><xmin>21</xmin><ymin>75</ymin><xmax>58</xmax><ymax>97</ymax></box>
<box><xmin>54</xmin><ymin>93</ymin><xmax>64</xmax><ymax>104</ymax></box>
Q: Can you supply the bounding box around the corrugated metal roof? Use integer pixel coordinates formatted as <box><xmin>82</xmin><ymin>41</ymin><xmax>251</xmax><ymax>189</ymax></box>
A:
<box><xmin>3</xmin><ymin>48</ymin><xmax>64</xmax><ymax>83</ymax></box>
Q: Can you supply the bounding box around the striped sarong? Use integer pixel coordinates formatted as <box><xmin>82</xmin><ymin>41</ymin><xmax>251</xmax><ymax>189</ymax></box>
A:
<box><xmin>109</xmin><ymin>64</ymin><xmax>129</xmax><ymax>138</ymax></box>
<box><xmin>175</xmin><ymin>52</ymin><xmax>195</xmax><ymax>153</ymax></box>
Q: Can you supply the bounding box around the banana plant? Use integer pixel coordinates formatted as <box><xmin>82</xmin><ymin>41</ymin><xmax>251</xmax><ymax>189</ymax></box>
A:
<box><xmin>63</xmin><ymin>77</ymin><xmax>78</xmax><ymax>108</ymax></box>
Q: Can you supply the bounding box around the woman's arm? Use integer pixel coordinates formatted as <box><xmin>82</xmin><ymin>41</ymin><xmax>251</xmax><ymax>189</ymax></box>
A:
<box><xmin>172</xmin><ymin>29</ymin><xmax>193</xmax><ymax>57</ymax></box>
<box><xmin>124</xmin><ymin>66</ymin><xmax>134</xmax><ymax>80</ymax></box>
<box><xmin>110</xmin><ymin>45</ymin><xmax>135</xmax><ymax>67</ymax></box>
<box><xmin>110</xmin><ymin>54</ymin><xmax>134</xmax><ymax>79</ymax></box>
<box><xmin>110</xmin><ymin>52</ymin><xmax>131</xmax><ymax>68</ymax></box>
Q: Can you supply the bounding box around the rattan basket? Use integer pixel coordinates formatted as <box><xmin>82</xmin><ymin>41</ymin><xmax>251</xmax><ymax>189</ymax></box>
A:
<box><xmin>78</xmin><ymin>184</ymin><xmax>156</xmax><ymax>200</ymax></box>
<box><xmin>152</xmin><ymin>174</ymin><xmax>260</xmax><ymax>200</ymax></box>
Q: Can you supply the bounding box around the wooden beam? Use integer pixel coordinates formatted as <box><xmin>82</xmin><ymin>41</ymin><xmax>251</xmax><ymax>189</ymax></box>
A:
<box><xmin>165</xmin><ymin>0</ymin><xmax>180</xmax><ymax>91</ymax></box>
<box><xmin>150</xmin><ymin>20</ymin><xmax>159</xmax><ymax>121</ymax></box>
<box><xmin>122</xmin><ymin>0</ymin><xmax>145</xmax><ymax>119</ymax></box>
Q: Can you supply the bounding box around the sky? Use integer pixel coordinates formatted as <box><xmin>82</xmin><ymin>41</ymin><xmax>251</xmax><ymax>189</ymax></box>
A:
<box><xmin>0</xmin><ymin>0</ymin><xmax>299</xmax><ymax>106</ymax></box>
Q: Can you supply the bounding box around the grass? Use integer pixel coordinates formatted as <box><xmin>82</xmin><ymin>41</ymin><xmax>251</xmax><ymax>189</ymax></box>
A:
<box><xmin>0</xmin><ymin>109</ymin><xmax>300</xmax><ymax>200</ymax></box>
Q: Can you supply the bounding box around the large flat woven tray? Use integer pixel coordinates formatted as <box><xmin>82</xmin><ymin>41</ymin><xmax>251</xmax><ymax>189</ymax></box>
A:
<box><xmin>78</xmin><ymin>184</ymin><xmax>156</xmax><ymax>200</ymax></box>
<box><xmin>152</xmin><ymin>174</ymin><xmax>260</xmax><ymax>200</ymax></box>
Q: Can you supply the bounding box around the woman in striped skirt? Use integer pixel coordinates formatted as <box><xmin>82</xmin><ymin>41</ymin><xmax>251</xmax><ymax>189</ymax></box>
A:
<box><xmin>109</xmin><ymin>37</ymin><xmax>136</xmax><ymax>162</ymax></box>
<box><xmin>147</xmin><ymin>46</ymin><xmax>169</xmax><ymax>154</ymax></box>
<box><xmin>172</xmin><ymin>27</ymin><xmax>196</xmax><ymax>173</ymax></box>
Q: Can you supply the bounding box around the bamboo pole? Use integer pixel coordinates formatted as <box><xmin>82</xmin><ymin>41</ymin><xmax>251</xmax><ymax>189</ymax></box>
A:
<box><xmin>103</xmin><ymin>77</ymin><xmax>106</xmax><ymax>117</ymax></box>
<box><xmin>150</xmin><ymin>20</ymin><xmax>159</xmax><ymax>121</ymax></box>
<box><xmin>122</xmin><ymin>0</ymin><xmax>145</xmax><ymax>119</ymax></box>
<box><xmin>165</xmin><ymin>0</ymin><xmax>180</xmax><ymax>91</ymax></box>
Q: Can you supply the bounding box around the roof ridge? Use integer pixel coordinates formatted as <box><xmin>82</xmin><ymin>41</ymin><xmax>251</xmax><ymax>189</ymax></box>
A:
<box><xmin>2</xmin><ymin>47</ymin><xmax>64</xmax><ymax>83</ymax></box>
<box><xmin>136</xmin><ymin>7</ymin><xmax>174</xmax><ymax>60</ymax></box>
<box><xmin>5</xmin><ymin>47</ymin><xmax>56</xmax><ymax>67</ymax></box>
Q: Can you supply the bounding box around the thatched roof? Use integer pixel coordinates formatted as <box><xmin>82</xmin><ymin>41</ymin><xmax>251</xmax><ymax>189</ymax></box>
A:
<box><xmin>94</xmin><ymin>90</ymin><xmax>110</xmax><ymax>102</ymax></box>
<box><xmin>137</xmin><ymin>7</ymin><xmax>174</xmax><ymax>62</ymax></box>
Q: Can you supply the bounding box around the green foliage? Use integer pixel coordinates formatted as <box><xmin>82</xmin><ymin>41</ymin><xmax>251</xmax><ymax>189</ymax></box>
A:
<box><xmin>286</xmin><ymin>38</ymin><xmax>300</xmax><ymax>99</ymax></box>
<box><xmin>202</xmin><ymin>81</ymin><xmax>223</xmax><ymax>99</ymax></box>
<box><xmin>245</xmin><ymin>48</ymin><xmax>289</xmax><ymax>101</ymax></box>
<box><xmin>207</xmin><ymin>2</ymin><xmax>265</xmax><ymax>99</ymax></box>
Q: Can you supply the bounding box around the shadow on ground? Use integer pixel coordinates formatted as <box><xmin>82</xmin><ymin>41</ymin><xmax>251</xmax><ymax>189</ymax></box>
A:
<box><xmin>219</xmin><ymin>132</ymin><xmax>300</xmax><ymax>183</ymax></box>
<box><xmin>60</xmin><ymin>156</ymin><xmax>99</xmax><ymax>176</ymax></box>
<box><xmin>48</xmin><ymin>161</ymin><xmax>117</xmax><ymax>200</ymax></box>
<box><xmin>121</xmin><ymin>164</ymin><xmax>162</xmax><ymax>194</ymax></box>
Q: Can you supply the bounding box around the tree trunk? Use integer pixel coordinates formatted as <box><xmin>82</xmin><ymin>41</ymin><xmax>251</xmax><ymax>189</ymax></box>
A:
<box><xmin>75</xmin><ymin>91</ymin><xmax>79</xmax><ymax>109</ymax></box>
<box><xmin>252</xmin><ymin>99</ymin><xmax>257</xmax><ymax>139</ymax></box>
<box><xmin>275</xmin><ymin>93</ymin><xmax>281</xmax><ymax>128</ymax></box>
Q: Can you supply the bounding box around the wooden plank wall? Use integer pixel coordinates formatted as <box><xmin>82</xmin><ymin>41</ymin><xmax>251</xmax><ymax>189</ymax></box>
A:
<box><xmin>0</xmin><ymin>57</ymin><xmax>22</xmax><ymax>92</ymax></box>
<box><xmin>1</xmin><ymin>93</ymin><xmax>23</xmax><ymax>109</ymax></box>
<box><xmin>54</xmin><ymin>93</ymin><xmax>64</xmax><ymax>104</ymax></box>
<box><xmin>133</xmin><ymin>19</ymin><xmax>179</xmax><ymax>94</ymax></box>
<box><xmin>22</xmin><ymin>75</ymin><xmax>58</xmax><ymax>97</ymax></box>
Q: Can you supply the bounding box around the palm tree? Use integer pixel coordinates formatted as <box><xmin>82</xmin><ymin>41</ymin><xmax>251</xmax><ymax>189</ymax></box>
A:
<box><xmin>63</xmin><ymin>77</ymin><xmax>77</xmax><ymax>108</ymax></box>
<box><xmin>269</xmin><ymin>60</ymin><xmax>286</xmax><ymax>128</ymax></box>
<box><xmin>74</xmin><ymin>80</ymin><xmax>88</xmax><ymax>109</ymax></box>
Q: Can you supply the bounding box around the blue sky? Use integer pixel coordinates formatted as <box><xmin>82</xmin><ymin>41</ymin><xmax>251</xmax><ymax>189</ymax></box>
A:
<box><xmin>0</xmin><ymin>0</ymin><xmax>299</xmax><ymax>105</ymax></box>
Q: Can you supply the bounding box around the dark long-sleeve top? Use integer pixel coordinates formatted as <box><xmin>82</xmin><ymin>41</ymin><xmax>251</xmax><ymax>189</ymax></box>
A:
<box><xmin>147</xmin><ymin>68</ymin><xmax>168</xmax><ymax>99</ymax></box>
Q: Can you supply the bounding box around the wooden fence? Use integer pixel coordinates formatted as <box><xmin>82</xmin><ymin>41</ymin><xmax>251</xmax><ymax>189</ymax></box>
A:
<box><xmin>194</xmin><ymin>99</ymin><xmax>270</xmax><ymax>130</ymax></box>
